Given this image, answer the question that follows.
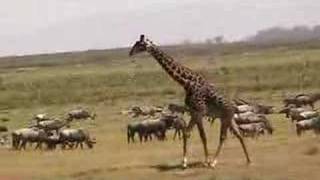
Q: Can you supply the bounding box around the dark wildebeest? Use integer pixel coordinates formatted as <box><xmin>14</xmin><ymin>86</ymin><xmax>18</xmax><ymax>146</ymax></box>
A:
<box><xmin>127</xmin><ymin>121</ymin><xmax>145</xmax><ymax>143</ymax></box>
<box><xmin>0</xmin><ymin>126</ymin><xmax>8</xmax><ymax>132</ymax></box>
<box><xmin>235</xmin><ymin>104</ymin><xmax>274</xmax><ymax>114</ymax></box>
<box><xmin>234</xmin><ymin>112</ymin><xmax>274</xmax><ymax>134</ymax></box>
<box><xmin>279</xmin><ymin>106</ymin><xmax>318</xmax><ymax>122</ymax></box>
<box><xmin>32</xmin><ymin>118</ymin><xmax>71</xmax><ymax>133</ymax></box>
<box><xmin>128</xmin><ymin>106</ymin><xmax>163</xmax><ymax>118</ymax></box>
<box><xmin>127</xmin><ymin>115</ymin><xmax>175</xmax><ymax>143</ymax></box>
<box><xmin>67</xmin><ymin>109</ymin><xmax>96</xmax><ymax>121</ymax></box>
<box><xmin>295</xmin><ymin>116</ymin><xmax>320</xmax><ymax>136</ymax></box>
<box><xmin>172</xmin><ymin>116</ymin><xmax>187</xmax><ymax>140</ymax></box>
<box><xmin>167</xmin><ymin>103</ymin><xmax>187</xmax><ymax>115</ymax></box>
<box><xmin>283</xmin><ymin>93</ymin><xmax>320</xmax><ymax>109</ymax></box>
<box><xmin>12</xmin><ymin>128</ymin><xmax>49</xmax><ymax>150</ymax></box>
<box><xmin>59</xmin><ymin>128</ymin><xmax>96</xmax><ymax>149</ymax></box>
<box><xmin>238</xmin><ymin>122</ymin><xmax>273</xmax><ymax>138</ymax></box>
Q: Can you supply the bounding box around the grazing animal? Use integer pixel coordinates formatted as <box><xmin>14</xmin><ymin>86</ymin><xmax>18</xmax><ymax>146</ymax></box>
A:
<box><xmin>127</xmin><ymin>121</ymin><xmax>145</xmax><ymax>143</ymax></box>
<box><xmin>238</xmin><ymin>122</ymin><xmax>273</xmax><ymax>138</ymax></box>
<box><xmin>283</xmin><ymin>93</ymin><xmax>320</xmax><ymax>109</ymax></box>
<box><xmin>44</xmin><ymin>133</ymin><xmax>61</xmax><ymax>150</ymax></box>
<box><xmin>254</xmin><ymin>104</ymin><xmax>274</xmax><ymax>114</ymax></box>
<box><xmin>235</xmin><ymin>104</ymin><xmax>273</xmax><ymax>114</ymax></box>
<box><xmin>234</xmin><ymin>112</ymin><xmax>274</xmax><ymax>133</ymax></box>
<box><xmin>33</xmin><ymin>119</ymin><xmax>71</xmax><ymax>133</ymax></box>
<box><xmin>172</xmin><ymin>116</ymin><xmax>187</xmax><ymax>140</ymax></box>
<box><xmin>67</xmin><ymin>109</ymin><xmax>96</xmax><ymax>121</ymax></box>
<box><xmin>129</xmin><ymin>35</ymin><xmax>250</xmax><ymax>168</ymax></box>
<box><xmin>128</xmin><ymin>106</ymin><xmax>163</xmax><ymax>118</ymax></box>
<box><xmin>0</xmin><ymin>133</ymin><xmax>9</xmax><ymax>146</ymax></box>
<box><xmin>234</xmin><ymin>112</ymin><xmax>266</xmax><ymax>124</ymax></box>
<box><xmin>289</xmin><ymin>109</ymin><xmax>318</xmax><ymax>122</ymax></box>
<box><xmin>33</xmin><ymin>113</ymin><xmax>50</xmax><ymax>122</ymax></box>
<box><xmin>279</xmin><ymin>106</ymin><xmax>307</xmax><ymax>119</ymax></box>
<box><xmin>233</xmin><ymin>98</ymin><xmax>250</xmax><ymax>106</ymax></box>
<box><xmin>59</xmin><ymin>128</ymin><xmax>95</xmax><ymax>149</ymax></box>
<box><xmin>0</xmin><ymin>125</ymin><xmax>8</xmax><ymax>132</ymax></box>
<box><xmin>295</xmin><ymin>117</ymin><xmax>320</xmax><ymax>136</ymax></box>
<box><xmin>12</xmin><ymin>128</ymin><xmax>48</xmax><ymax>150</ymax></box>
<box><xmin>141</xmin><ymin>119</ymin><xmax>167</xmax><ymax>141</ymax></box>
<box><xmin>167</xmin><ymin>103</ymin><xmax>187</xmax><ymax>115</ymax></box>
<box><xmin>127</xmin><ymin>114</ymin><xmax>179</xmax><ymax>143</ymax></box>
<box><xmin>236</xmin><ymin>105</ymin><xmax>255</xmax><ymax>114</ymax></box>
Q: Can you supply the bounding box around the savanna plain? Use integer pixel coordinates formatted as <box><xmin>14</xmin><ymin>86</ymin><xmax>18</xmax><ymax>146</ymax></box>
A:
<box><xmin>0</xmin><ymin>43</ymin><xmax>320</xmax><ymax>180</ymax></box>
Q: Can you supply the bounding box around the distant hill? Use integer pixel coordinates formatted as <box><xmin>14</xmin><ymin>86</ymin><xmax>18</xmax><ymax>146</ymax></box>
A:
<box><xmin>248</xmin><ymin>25</ymin><xmax>320</xmax><ymax>44</ymax></box>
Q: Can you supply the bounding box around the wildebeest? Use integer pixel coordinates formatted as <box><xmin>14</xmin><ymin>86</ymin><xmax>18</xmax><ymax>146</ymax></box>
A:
<box><xmin>127</xmin><ymin>114</ymin><xmax>176</xmax><ymax>143</ymax></box>
<box><xmin>44</xmin><ymin>133</ymin><xmax>62</xmax><ymax>150</ymax></box>
<box><xmin>295</xmin><ymin>116</ymin><xmax>320</xmax><ymax>136</ymax></box>
<box><xmin>12</xmin><ymin>128</ymin><xmax>49</xmax><ymax>150</ymax></box>
<box><xmin>67</xmin><ymin>109</ymin><xmax>96</xmax><ymax>121</ymax></box>
<box><xmin>59</xmin><ymin>128</ymin><xmax>95</xmax><ymax>149</ymax></box>
<box><xmin>127</xmin><ymin>106</ymin><xmax>163</xmax><ymax>118</ymax></box>
<box><xmin>172</xmin><ymin>116</ymin><xmax>186</xmax><ymax>140</ymax></box>
<box><xmin>283</xmin><ymin>93</ymin><xmax>320</xmax><ymax>109</ymax></box>
<box><xmin>32</xmin><ymin>118</ymin><xmax>71</xmax><ymax>133</ymax></box>
<box><xmin>0</xmin><ymin>133</ymin><xmax>9</xmax><ymax>146</ymax></box>
<box><xmin>33</xmin><ymin>113</ymin><xmax>50</xmax><ymax>122</ymax></box>
<box><xmin>234</xmin><ymin>112</ymin><xmax>274</xmax><ymax>134</ymax></box>
<box><xmin>235</xmin><ymin>104</ymin><xmax>273</xmax><ymax>114</ymax></box>
<box><xmin>238</xmin><ymin>122</ymin><xmax>273</xmax><ymax>138</ymax></box>
<box><xmin>167</xmin><ymin>103</ymin><xmax>187</xmax><ymax>115</ymax></box>
<box><xmin>279</xmin><ymin>106</ymin><xmax>318</xmax><ymax>122</ymax></box>
<box><xmin>0</xmin><ymin>125</ymin><xmax>8</xmax><ymax>132</ymax></box>
<box><xmin>127</xmin><ymin>121</ymin><xmax>145</xmax><ymax>143</ymax></box>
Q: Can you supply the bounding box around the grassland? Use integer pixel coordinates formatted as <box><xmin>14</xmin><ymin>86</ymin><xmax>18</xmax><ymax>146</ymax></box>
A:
<box><xmin>0</xmin><ymin>43</ymin><xmax>320</xmax><ymax>180</ymax></box>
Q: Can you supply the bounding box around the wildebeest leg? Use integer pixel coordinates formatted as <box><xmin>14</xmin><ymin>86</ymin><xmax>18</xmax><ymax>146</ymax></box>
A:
<box><xmin>127</xmin><ymin>128</ymin><xmax>132</xmax><ymax>144</ymax></box>
<box><xmin>68</xmin><ymin>142</ymin><xmax>74</xmax><ymax>149</ymax></box>
<box><xmin>131</xmin><ymin>131</ymin><xmax>135</xmax><ymax>143</ymax></box>
<box><xmin>34</xmin><ymin>142</ymin><xmax>40</xmax><ymax>150</ymax></box>
<box><xmin>310</xmin><ymin>103</ymin><xmax>314</xmax><ymax>110</ymax></box>
<box><xmin>138</xmin><ymin>131</ymin><xmax>143</xmax><ymax>143</ymax></box>
<box><xmin>20</xmin><ymin>140</ymin><xmax>27</xmax><ymax>150</ymax></box>
<box><xmin>173</xmin><ymin>129</ymin><xmax>178</xmax><ymax>140</ymax></box>
<box><xmin>75</xmin><ymin>142</ymin><xmax>80</xmax><ymax>149</ymax></box>
<box><xmin>80</xmin><ymin>142</ymin><xmax>84</xmax><ymax>149</ymax></box>
<box><xmin>296</xmin><ymin>127</ymin><xmax>302</xmax><ymax>136</ymax></box>
<box><xmin>86</xmin><ymin>141</ymin><xmax>93</xmax><ymax>149</ymax></box>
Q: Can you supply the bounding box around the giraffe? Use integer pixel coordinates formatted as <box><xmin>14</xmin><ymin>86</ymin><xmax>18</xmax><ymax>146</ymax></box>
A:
<box><xmin>129</xmin><ymin>35</ymin><xmax>251</xmax><ymax>168</ymax></box>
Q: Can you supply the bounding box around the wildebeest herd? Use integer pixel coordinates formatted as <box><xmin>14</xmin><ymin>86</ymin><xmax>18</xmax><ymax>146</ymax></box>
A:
<box><xmin>124</xmin><ymin>92</ymin><xmax>320</xmax><ymax>145</ymax></box>
<box><xmin>0</xmin><ymin>108</ymin><xmax>97</xmax><ymax>150</ymax></box>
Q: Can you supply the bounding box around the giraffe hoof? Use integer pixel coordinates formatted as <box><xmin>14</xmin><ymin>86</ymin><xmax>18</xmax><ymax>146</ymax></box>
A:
<box><xmin>182</xmin><ymin>158</ymin><xmax>188</xmax><ymax>169</ymax></box>
<box><xmin>182</xmin><ymin>163</ymin><xmax>188</xmax><ymax>169</ymax></box>
<box><xmin>208</xmin><ymin>160</ymin><xmax>218</xmax><ymax>168</ymax></box>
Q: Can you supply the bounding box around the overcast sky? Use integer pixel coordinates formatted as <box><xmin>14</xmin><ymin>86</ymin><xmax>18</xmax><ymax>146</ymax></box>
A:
<box><xmin>0</xmin><ymin>0</ymin><xmax>319</xmax><ymax>56</ymax></box>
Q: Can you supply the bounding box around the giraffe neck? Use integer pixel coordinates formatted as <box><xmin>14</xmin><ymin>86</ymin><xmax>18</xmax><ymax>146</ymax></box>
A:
<box><xmin>146</xmin><ymin>45</ymin><xmax>206</xmax><ymax>91</ymax></box>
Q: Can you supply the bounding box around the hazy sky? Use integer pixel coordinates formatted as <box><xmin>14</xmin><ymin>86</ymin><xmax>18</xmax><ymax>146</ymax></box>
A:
<box><xmin>0</xmin><ymin>0</ymin><xmax>319</xmax><ymax>56</ymax></box>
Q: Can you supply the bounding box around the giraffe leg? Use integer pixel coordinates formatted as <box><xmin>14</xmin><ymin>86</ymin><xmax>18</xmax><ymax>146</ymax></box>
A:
<box><xmin>182</xmin><ymin>119</ymin><xmax>196</xmax><ymax>169</ymax></box>
<box><xmin>211</xmin><ymin>119</ymin><xmax>228</xmax><ymax>168</ymax></box>
<box><xmin>229</xmin><ymin>119</ymin><xmax>251</xmax><ymax>165</ymax></box>
<box><xmin>196</xmin><ymin>119</ymin><xmax>211</xmax><ymax>166</ymax></box>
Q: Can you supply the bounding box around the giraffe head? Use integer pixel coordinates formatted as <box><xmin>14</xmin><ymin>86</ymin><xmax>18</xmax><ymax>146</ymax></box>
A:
<box><xmin>129</xmin><ymin>35</ymin><xmax>150</xmax><ymax>56</ymax></box>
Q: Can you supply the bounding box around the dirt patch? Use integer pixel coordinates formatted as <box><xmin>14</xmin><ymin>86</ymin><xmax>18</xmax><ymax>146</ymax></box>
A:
<box><xmin>303</xmin><ymin>146</ymin><xmax>319</xmax><ymax>156</ymax></box>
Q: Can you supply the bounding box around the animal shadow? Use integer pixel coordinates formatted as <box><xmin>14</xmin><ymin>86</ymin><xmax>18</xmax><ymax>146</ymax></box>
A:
<box><xmin>150</xmin><ymin>161</ymin><xmax>205</xmax><ymax>172</ymax></box>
